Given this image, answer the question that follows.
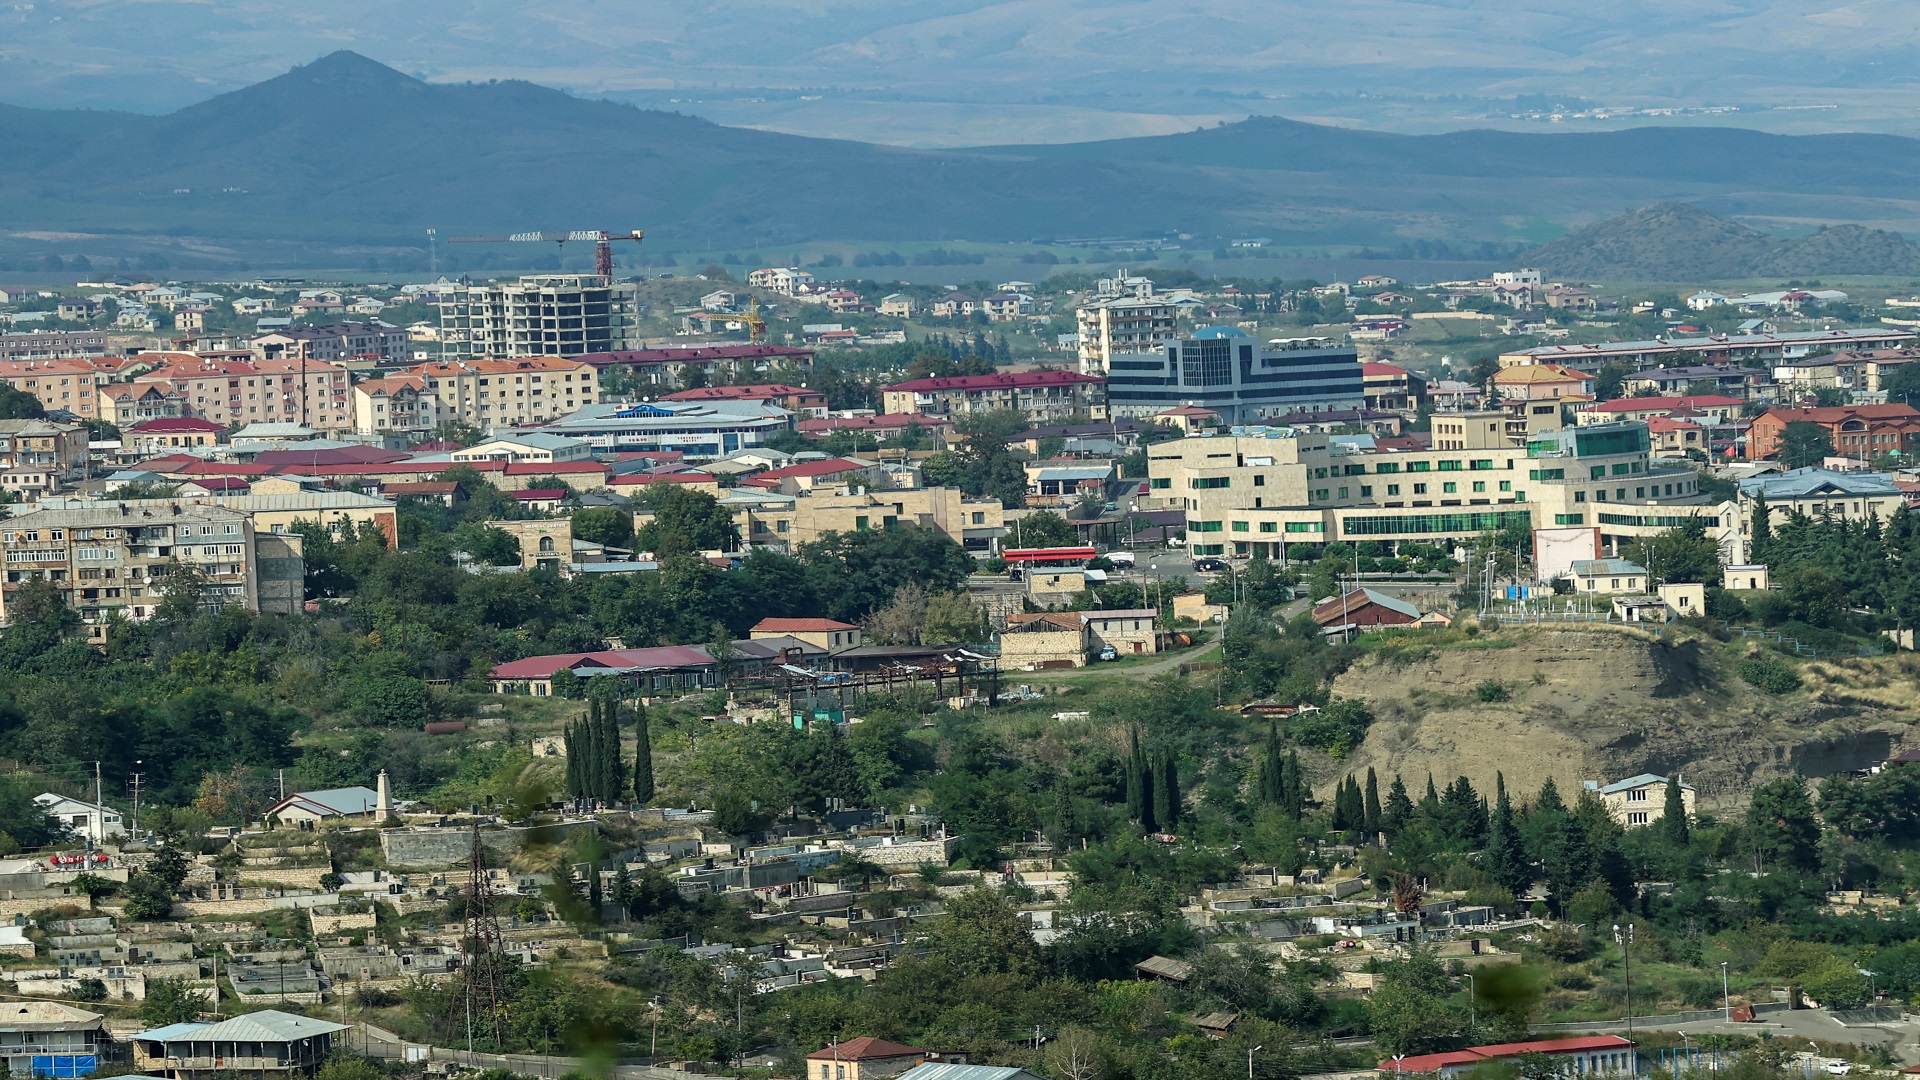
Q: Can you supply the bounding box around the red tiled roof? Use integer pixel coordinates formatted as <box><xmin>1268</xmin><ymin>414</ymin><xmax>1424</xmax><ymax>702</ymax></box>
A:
<box><xmin>253</xmin><ymin>446</ymin><xmax>408</xmax><ymax>468</ymax></box>
<box><xmin>491</xmin><ymin>644</ymin><xmax>716</xmax><ymax>681</ymax></box>
<box><xmin>1381</xmin><ymin>1036</ymin><xmax>1633</xmax><ymax>1074</ymax></box>
<box><xmin>1759</xmin><ymin>403</ymin><xmax>1920</xmax><ymax>423</ymax></box>
<box><xmin>797</xmin><ymin>413</ymin><xmax>948</xmax><ymax>434</ymax></box>
<box><xmin>1361</xmin><ymin>362</ymin><xmax>1410</xmax><ymax>377</ymax></box>
<box><xmin>753</xmin><ymin>617</ymin><xmax>858</xmax><ymax>633</ymax></box>
<box><xmin>610</xmin><ymin>471</ymin><xmax>716</xmax><ymax>486</ymax></box>
<box><xmin>1588</xmin><ymin>395</ymin><xmax>1743</xmax><ymax>412</ymax></box>
<box><xmin>883</xmin><ymin>371</ymin><xmax>1102</xmax><ymax>393</ymax></box>
<box><xmin>806</xmin><ymin>1038</ymin><xmax>928</xmax><ymax>1062</ymax></box>
<box><xmin>188</xmin><ymin>476</ymin><xmax>250</xmax><ymax>492</ymax></box>
<box><xmin>503</xmin><ymin>461</ymin><xmax>611</xmax><ymax>475</ymax></box>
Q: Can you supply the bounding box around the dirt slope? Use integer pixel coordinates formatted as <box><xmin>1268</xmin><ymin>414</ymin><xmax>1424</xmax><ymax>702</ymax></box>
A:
<box><xmin>1329</xmin><ymin>627</ymin><xmax>1917</xmax><ymax>810</ymax></box>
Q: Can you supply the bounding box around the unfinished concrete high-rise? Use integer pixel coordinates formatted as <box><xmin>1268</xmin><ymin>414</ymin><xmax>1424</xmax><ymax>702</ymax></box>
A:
<box><xmin>436</xmin><ymin>275</ymin><xmax>639</xmax><ymax>359</ymax></box>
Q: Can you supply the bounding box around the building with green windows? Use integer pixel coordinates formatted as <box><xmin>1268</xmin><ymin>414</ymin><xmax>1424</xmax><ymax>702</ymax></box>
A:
<box><xmin>1146</xmin><ymin>413</ymin><xmax>1718</xmax><ymax>559</ymax></box>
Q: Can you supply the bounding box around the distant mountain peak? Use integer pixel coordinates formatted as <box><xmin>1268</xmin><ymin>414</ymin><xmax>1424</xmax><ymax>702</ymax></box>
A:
<box><xmin>1523</xmin><ymin>202</ymin><xmax>1920</xmax><ymax>280</ymax></box>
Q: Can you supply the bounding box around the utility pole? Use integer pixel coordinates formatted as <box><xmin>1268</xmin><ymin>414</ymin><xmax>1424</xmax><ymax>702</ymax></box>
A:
<box><xmin>129</xmin><ymin>764</ymin><xmax>143</xmax><ymax>837</ymax></box>
<box><xmin>1249</xmin><ymin>1045</ymin><xmax>1263</xmax><ymax>1080</ymax></box>
<box><xmin>93</xmin><ymin>762</ymin><xmax>102</xmax><ymax>813</ymax></box>
<box><xmin>1613</xmin><ymin>922</ymin><xmax>1635</xmax><ymax>1044</ymax></box>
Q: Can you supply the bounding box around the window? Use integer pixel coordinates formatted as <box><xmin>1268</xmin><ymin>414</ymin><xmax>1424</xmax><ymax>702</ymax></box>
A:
<box><xmin>1259</xmin><ymin>522</ymin><xmax>1277</xmax><ymax>533</ymax></box>
<box><xmin>1149</xmin><ymin>477</ymin><xmax>1171</xmax><ymax>490</ymax></box>
<box><xmin>1360</xmin><ymin>486</ymin><xmax>1373</xmax><ymax>497</ymax></box>
<box><xmin>1231</xmin><ymin>521</ymin><xmax>1249</xmax><ymax>532</ymax></box>
<box><xmin>1627</xmin><ymin>811</ymin><xmax>1649</xmax><ymax>826</ymax></box>
<box><xmin>1253</xmin><ymin>475</ymin><xmax>1265</xmax><ymax>487</ymax></box>
<box><xmin>1387</xmin><ymin>484</ymin><xmax>1400</xmax><ymax>496</ymax></box>
<box><xmin>1472</xmin><ymin>481</ymin><xmax>1486</xmax><ymax>493</ymax></box>
<box><xmin>1499</xmin><ymin>480</ymin><xmax>1511</xmax><ymax>492</ymax></box>
<box><xmin>1627</xmin><ymin>788</ymin><xmax>1649</xmax><ymax>802</ymax></box>
<box><xmin>1442</xmin><ymin>482</ymin><xmax>1457</xmax><ymax>494</ymax></box>
<box><xmin>1555</xmin><ymin>514</ymin><xmax>1584</xmax><ymax>525</ymax></box>
<box><xmin>1190</xmin><ymin>477</ymin><xmax>1231</xmax><ymax>489</ymax></box>
<box><xmin>1375</xmin><ymin>462</ymin><xmax>1400</xmax><ymax>474</ymax></box>
<box><xmin>1189</xmin><ymin>520</ymin><xmax>1224</xmax><ymax>532</ymax></box>
<box><xmin>1413</xmin><ymin>483</ymin><xmax>1427</xmax><ymax>495</ymax></box>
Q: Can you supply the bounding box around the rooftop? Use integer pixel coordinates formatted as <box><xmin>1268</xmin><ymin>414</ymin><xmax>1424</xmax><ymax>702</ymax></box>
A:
<box><xmin>807</xmin><ymin>1038</ymin><xmax>929</xmax><ymax>1062</ymax></box>
<box><xmin>883</xmin><ymin>371</ymin><xmax>1102</xmax><ymax>393</ymax></box>
<box><xmin>1738</xmin><ymin>466</ymin><xmax>1901</xmax><ymax>500</ymax></box>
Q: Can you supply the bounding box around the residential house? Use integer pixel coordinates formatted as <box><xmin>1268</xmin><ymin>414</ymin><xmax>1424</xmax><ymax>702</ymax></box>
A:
<box><xmin>98</xmin><ymin>382</ymin><xmax>189</xmax><ymax>426</ymax></box>
<box><xmin>1151</xmin><ymin>405</ymin><xmax>1220</xmax><ymax>433</ymax></box>
<box><xmin>1543</xmin><ymin>287</ymin><xmax>1598</xmax><ymax>312</ymax></box>
<box><xmin>806</xmin><ymin>1038</ymin><xmax>944</xmax><ymax>1080</ymax></box>
<box><xmin>1747</xmin><ymin>403</ymin><xmax>1920</xmax><ymax>462</ymax></box>
<box><xmin>1000</xmin><ymin>612</ymin><xmax>1089</xmax><ymax>668</ymax></box>
<box><xmin>729</xmin><ymin>486</ymin><xmax>1005</xmax><ymax>555</ymax></box>
<box><xmin>483</xmin><ymin>519</ymin><xmax>575</xmax><ymax>571</ymax></box>
<box><xmin>1584</xmin><ymin>774</ymin><xmax>1695</xmax><ymax>828</ymax></box>
<box><xmin>350</xmin><ymin>375</ymin><xmax>440</xmax><ymax>439</ymax></box>
<box><xmin>878</xmin><ymin>294</ymin><xmax>916</xmax><ymax>319</ymax></box>
<box><xmin>32</xmin><ymin>793</ymin><xmax>126</xmax><ymax>844</ymax></box>
<box><xmin>0</xmin><ymin>1002</ymin><xmax>107</xmax><ymax>1079</ymax></box>
<box><xmin>265</xmin><ymin>787</ymin><xmax>383</xmax><ymax>825</ymax></box>
<box><xmin>740</xmin><ymin>458</ymin><xmax>879</xmax><ymax>496</ymax></box>
<box><xmin>750</xmin><ymin>617</ymin><xmax>862</xmax><ymax>652</ymax></box>
<box><xmin>0</xmin><ymin>419</ymin><xmax>88</xmax><ymax>476</ymax></box>
<box><xmin>1361</xmin><ymin>363</ymin><xmax>1427</xmax><ymax>412</ymax></box>
<box><xmin>1569</xmin><ymin>558</ymin><xmax>1649</xmax><ymax>594</ymax></box>
<box><xmin>1577</xmin><ymin>396</ymin><xmax>1744</xmax><ymax>425</ymax></box>
<box><xmin>1084</xmin><ymin>608</ymin><xmax>1160</xmax><ymax>657</ymax></box>
<box><xmin>980</xmin><ymin>293</ymin><xmax>1035</xmax><ymax>321</ymax></box>
<box><xmin>747</xmin><ymin>268</ymin><xmax>816</xmax><ymax>296</ymax></box>
<box><xmin>1491</xmin><ymin>363</ymin><xmax>1594</xmax><ymax>401</ymax></box>
<box><xmin>489</xmin><ymin>643</ymin><xmax>749</xmax><ymax>696</ymax></box>
<box><xmin>125</xmin><ymin>417</ymin><xmax>224</xmax><ymax>457</ymax></box>
<box><xmin>1737</xmin><ymin>468</ymin><xmax>1906</xmax><ymax>535</ymax></box>
<box><xmin>130</xmin><ymin>1009</ymin><xmax>350</xmax><ymax>1077</ymax></box>
<box><xmin>928</xmin><ymin>293</ymin><xmax>978</xmax><ymax>319</ymax></box>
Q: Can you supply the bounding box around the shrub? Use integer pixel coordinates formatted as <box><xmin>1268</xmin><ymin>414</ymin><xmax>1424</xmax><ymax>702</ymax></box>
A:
<box><xmin>1475</xmin><ymin>680</ymin><xmax>1510</xmax><ymax>702</ymax></box>
<box><xmin>1738</xmin><ymin>654</ymin><xmax>1802</xmax><ymax>695</ymax></box>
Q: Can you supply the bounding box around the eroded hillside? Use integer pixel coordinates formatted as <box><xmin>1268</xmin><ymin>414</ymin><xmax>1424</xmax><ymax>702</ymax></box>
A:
<box><xmin>1330</xmin><ymin>626</ymin><xmax>1919</xmax><ymax>810</ymax></box>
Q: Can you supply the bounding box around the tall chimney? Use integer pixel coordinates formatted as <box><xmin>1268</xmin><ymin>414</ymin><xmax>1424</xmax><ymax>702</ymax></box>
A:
<box><xmin>374</xmin><ymin>770</ymin><xmax>392</xmax><ymax>822</ymax></box>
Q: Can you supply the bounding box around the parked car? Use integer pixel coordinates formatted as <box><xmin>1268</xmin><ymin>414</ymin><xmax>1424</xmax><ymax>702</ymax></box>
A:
<box><xmin>1824</xmin><ymin>1063</ymin><xmax>1851</xmax><ymax>1076</ymax></box>
<box><xmin>1193</xmin><ymin>558</ymin><xmax>1228</xmax><ymax>572</ymax></box>
<box><xmin>1097</xmin><ymin>646</ymin><xmax>1119</xmax><ymax>662</ymax></box>
<box><xmin>1106</xmin><ymin>551</ymin><xmax>1136</xmax><ymax>568</ymax></box>
<box><xmin>1008</xmin><ymin>567</ymin><xmax>1024</xmax><ymax>581</ymax></box>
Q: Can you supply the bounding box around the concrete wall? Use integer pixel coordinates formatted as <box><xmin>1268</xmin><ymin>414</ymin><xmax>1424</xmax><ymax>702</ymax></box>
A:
<box><xmin>380</xmin><ymin>820</ymin><xmax>598</xmax><ymax>869</ymax></box>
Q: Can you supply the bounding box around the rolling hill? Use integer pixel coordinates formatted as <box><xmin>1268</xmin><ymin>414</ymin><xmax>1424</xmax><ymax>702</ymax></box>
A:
<box><xmin>1520</xmin><ymin>204</ymin><xmax>1920</xmax><ymax>279</ymax></box>
<box><xmin>12</xmin><ymin>52</ymin><xmax>1920</xmax><ymax>271</ymax></box>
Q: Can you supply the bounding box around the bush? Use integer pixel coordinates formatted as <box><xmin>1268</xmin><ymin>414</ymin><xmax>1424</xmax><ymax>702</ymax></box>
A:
<box><xmin>1475</xmin><ymin>680</ymin><xmax>1510</xmax><ymax>702</ymax></box>
<box><xmin>1738</xmin><ymin>654</ymin><xmax>1802</xmax><ymax>695</ymax></box>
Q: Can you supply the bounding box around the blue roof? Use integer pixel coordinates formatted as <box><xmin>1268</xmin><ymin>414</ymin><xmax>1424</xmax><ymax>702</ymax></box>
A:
<box><xmin>133</xmin><ymin>1023</ymin><xmax>207</xmax><ymax>1042</ymax></box>
<box><xmin>1591</xmin><ymin>773</ymin><xmax>1691</xmax><ymax>795</ymax></box>
<box><xmin>1571</xmin><ymin>559</ymin><xmax>1648</xmax><ymax>577</ymax></box>
<box><xmin>1738</xmin><ymin>466</ymin><xmax>1899</xmax><ymax>500</ymax></box>
<box><xmin>897</xmin><ymin>1067</ymin><xmax>1041</xmax><ymax>1080</ymax></box>
<box><xmin>1192</xmin><ymin>326</ymin><xmax>1247</xmax><ymax>340</ymax></box>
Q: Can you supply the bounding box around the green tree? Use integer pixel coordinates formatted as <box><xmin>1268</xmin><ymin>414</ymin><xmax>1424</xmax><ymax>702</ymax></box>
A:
<box><xmin>1622</xmin><ymin>518</ymin><xmax>1722</xmax><ymax>586</ymax></box>
<box><xmin>452</xmin><ymin>523</ymin><xmax>522</xmax><ymax>566</ymax></box>
<box><xmin>636</xmin><ymin>483</ymin><xmax>739</xmax><ymax>553</ymax></box>
<box><xmin>1014</xmin><ymin>510</ymin><xmax>1076</xmax><ymax>549</ymax></box>
<box><xmin>1747</xmin><ymin>778</ymin><xmax>1820</xmax><ymax>871</ymax></box>
<box><xmin>1779</xmin><ymin>420</ymin><xmax>1835</xmax><ymax>468</ymax></box>
<box><xmin>1748</xmin><ymin>491</ymin><xmax>1772</xmax><ymax>563</ymax></box>
<box><xmin>1661</xmin><ymin>774</ymin><xmax>1690</xmax><ymax>846</ymax></box>
<box><xmin>921</xmin><ymin>885</ymin><xmax>1041</xmax><ymax>980</ymax></box>
<box><xmin>139</xmin><ymin>977</ymin><xmax>210</xmax><ymax>1025</ymax></box>
<box><xmin>121</xmin><ymin>873</ymin><xmax>175</xmax><ymax>920</ymax></box>
<box><xmin>632</xmin><ymin>701</ymin><xmax>655</xmax><ymax>805</ymax></box>
<box><xmin>571</xmin><ymin>505</ymin><xmax>634</xmax><ymax>549</ymax></box>
<box><xmin>1486</xmin><ymin>772</ymin><xmax>1530</xmax><ymax>894</ymax></box>
<box><xmin>0</xmin><ymin>384</ymin><xmax>45</xmax><ymax>420</ymax></box>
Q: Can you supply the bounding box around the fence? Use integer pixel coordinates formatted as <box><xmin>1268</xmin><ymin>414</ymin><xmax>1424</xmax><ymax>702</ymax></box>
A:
<box><xmin>1528</xmin><ymin>1001</ymin><xmax>1790</xmax><ymax>1033</ymax></box>
<box><xmin>1730</xmin><ymin>625</ymin><xmax>1883</xmax><ymax>659</ymax></box>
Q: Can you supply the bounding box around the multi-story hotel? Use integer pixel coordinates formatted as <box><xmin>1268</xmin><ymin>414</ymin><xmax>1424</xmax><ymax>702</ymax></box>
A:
<box><xmin>1148</xmin><ymin>414</ymin><xmax>1710</xmax><ymax>559</ymax></box>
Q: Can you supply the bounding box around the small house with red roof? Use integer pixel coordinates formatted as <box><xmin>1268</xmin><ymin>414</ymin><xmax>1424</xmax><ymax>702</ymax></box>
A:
<box><xmin>739</xmin><ymin>457</ymin><xmax>877</xmax><ymax>495</ymax></box>
<box><xmin>806</xmin><ymin>1039</ymin><xmax>953</xmax><ymax>1080</ymax></box>
<box><xmin>1360</xmin><ymin>362</ymin><xmax>1427</xmax><ymax>411</ymax></box>
<box><xmin>750</xmin><ymin>617</ymin><xmax>862</xmax><ymax>652</ymax></box>
<box><xmin>126</xmin><ymin>416</ymin><xmax>224</xmax><ymax>457</ymax></box>
<box><xmin>1151</xmin><ymin>405</ymin><xmax>1220</xmax><ymax>433</ymax></box>
<box><xmin>1378</xmin><ymin>1035</ymin><xmax>1635</xmax><ymax>1077</ymax></box>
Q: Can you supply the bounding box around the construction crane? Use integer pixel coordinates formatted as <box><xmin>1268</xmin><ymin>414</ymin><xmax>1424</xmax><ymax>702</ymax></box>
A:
<box><xmin>733</xmin><ymin>298</ymin><xmax>768</xmax><ymax>344</ymax></box>
<box><xmin>445</xmin><ymin>229</ymin><xmax>644</xmax><ymax>281</ymax></box>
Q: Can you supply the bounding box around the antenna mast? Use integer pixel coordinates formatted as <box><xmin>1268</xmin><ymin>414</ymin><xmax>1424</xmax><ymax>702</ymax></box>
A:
<box><xmin>448</xmin><ymin>823</ymin><xmax>509</xmax><ymax>1049</ymax></box>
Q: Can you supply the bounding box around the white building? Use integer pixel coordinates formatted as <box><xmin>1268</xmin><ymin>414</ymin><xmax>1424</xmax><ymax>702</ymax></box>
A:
<box><xmin>33</xmin><ymin>793</ymin><xmax>126</xmax><ymax>843</ymax></box>
<box><xmin>747</xmin><ymin>268</ymin><xmax>816</xmax><ymax>296</ymax></box>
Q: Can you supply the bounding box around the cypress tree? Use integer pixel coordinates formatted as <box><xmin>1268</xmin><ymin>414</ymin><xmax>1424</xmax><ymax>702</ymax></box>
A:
<box><xmin>1749</xmin><ymin>491</ymin><xmax>1772</xmax><ymax>563</ymax></box>
<box><xmin>1331</xmin><ymin>776</ymin><xmax>1353</xmax><ymax>831</ymax></box>
<box><xmin>599</xmin><ymin>698</ymin><xmax>622</xmax><ymax>800</ymax></box>
<box><xmin>1363</xmin><ymin>767</ymin><xmax>1382</xmax><ymax>834</ymax></box>
<box><xmin>1422</xmin><ymin>772</ymin><xmax>1441</xmax><ymax>812</ymax></box>
<box><xmin>1487</xmin><ymin>772</ymin><xmax>1529</xmax><ymax>895</ymax></box>
<box><xmin>1125</xmin><ymin>728</ymin><xmax>1146</xmax><ymax>823</ymax></box>
<box><xmin>1283</xmin><ymin>750</ymin><xmax>1306</xmax><ymax>819</ymax></box>
<box><xmin>1382</xmin><ymin>774</ymin><xmax>1414</xmax><ymax>836</ymax></box>
<box><xmin>563</xmin><ymin>723</ymin><xmax>581</xmax><ymax>798</ymax></box>
<box><xmin>1154</xmin><ymin>751</ymin><xmax>1179</xmax><ymax>832</ymax></box>
<box><xmin>633</xmin><ymin>700</ymin><xmax>655</xmax><ymax>805</ymax></box>
<box><xmin>1347</xmin><ymin>775</ymin><xmax>1366</xmax><ymax>832</ymax></box>
<box><xmin>1662</xmin><ymin>774</ymin><xmax>1690</xmax><ymax>846</ymax></box>
<box><xmin>1535</xmin><ymin>775</ymin><xmax>1566</xmax><ymax>816</ymax></box>
<box><xmin>1258</xmin><ymin>722</ymin><xmax>1284</xmax><ymax>805</ymax></box>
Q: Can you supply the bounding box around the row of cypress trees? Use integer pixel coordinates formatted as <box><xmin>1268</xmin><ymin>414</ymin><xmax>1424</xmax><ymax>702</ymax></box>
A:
<box><xmin>1123</xmin><ymin>727</ymin><xmax>1181</xmax><ymax>834</ymax></box>
<box><xmin>563</xmin><ymin>691</ymin><xmax>655</xmax><ymax>805</ymax></box>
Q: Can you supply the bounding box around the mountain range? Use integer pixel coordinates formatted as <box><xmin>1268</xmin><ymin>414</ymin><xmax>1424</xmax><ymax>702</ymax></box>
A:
<box><xmin>8</xmin><ymin>0</ymin><xmax>1920</xmax><ymax>145</ymax></box>
<box><xmin>10</xmin><ymin>52</ymin><xmax>1920</xmax><ymax>273</ymax></box>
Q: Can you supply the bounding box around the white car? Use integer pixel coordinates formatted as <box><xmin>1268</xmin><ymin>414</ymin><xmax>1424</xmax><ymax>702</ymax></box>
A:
<box><xmin>1823</xmin><ymin>1061</ymin><xmax>1851</xmax><ymax>1075</ymax></box>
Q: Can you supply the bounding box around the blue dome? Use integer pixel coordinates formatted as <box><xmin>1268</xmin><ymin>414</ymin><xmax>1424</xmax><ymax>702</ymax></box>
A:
<box><xmin>1192</xmin><ymin>325</ymin><xmax>1248</xmax><ymax>340</ymax></box>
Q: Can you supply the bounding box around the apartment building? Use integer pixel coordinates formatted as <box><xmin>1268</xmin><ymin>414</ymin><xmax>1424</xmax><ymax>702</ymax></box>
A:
<box><xmin>98</xmin><ymin>381</ymin><xmax>189</xmax><ymax>425</ymax></box>
<box><xmin>437</xmin><ymin>276</ymin><xmax>639</xmax><ymax>358</ymax></box>
<box><xmin>0</xmin><ymin>330</ymin><xmax>108</xmax><ymax>363</ymax></box>
<box><xmin>1106</xmin><ymin>328</ymin><xmax>1364</xmax><ymax>425</ymax></box>
<box><xmin>0</xmin><ymin>502</ymin><xmax>304</xmax><ymax>625</ymax></box>
<box><xmin>406</xmin><ymin>356</ymin><xmax>598</xmax><ymax>429</ymax></box>
<box><xmin>1747</xmin><ymin>403</ymin><xmax>1920</xmax><ymax>462</ymax></box>
<box><xmin>576</xmin><ymin>344</ymin><xmax>815</xmax><ymax>389</ymax></box>
<box><xmin>881</xmin><ymin>371</ymin><xmax>1107</xmax><ymax>422</ymax></box>
<box><xmin>125</xmin><ymin>417</ymin><xmax>225</xmax><ymax>457</ymax></box>
<box><xmin>1148</xmin><ymin>416</ymin><xmax>1708</xmax><ymax>558</ymax></box>
<box><xmin>0</xmin><ymin>419</ymin><xmax>88</xmax><ymax>475</ymax></box>
<box><xmin>747</xmin><ymin>267</ymin><xmax>816</xmax><ymax>296</ymax></box>
<box><xmin>660</xmin><ymin>384</ymin><xmax>829</xmax><ymax>417</ymax></box>
<box><xmin>1075</xmin><ymin>295</ymin><xmax>1180</xmax><ymax>374</ymax></box>
<box><xmin>0</xmin><ymin>359</ymin><xmax>106</xmax><ymax>417</ymax></box>
<box><xmin>351</xmin><ymin>375</ymin><xmax>441</xmax><ymax>439</ymax></box>
<box><xmin>726</xmin><ymin>486</ymin><xmax>1007</xmax><ymax>555</ymax></box>
<box><xmin>252</xmin><ymin>322</ymin><xmax>411</xmax><ymax>364</ymax></box>
<box><xmin>132</xmin><ymin>355</ymin><xmax>355</xmax><ymax>433</ymax></box>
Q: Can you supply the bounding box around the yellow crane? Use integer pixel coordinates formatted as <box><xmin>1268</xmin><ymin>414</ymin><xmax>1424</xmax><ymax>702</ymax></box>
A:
<box><xmin>728</xmin><ymin>298</ymin><xmax>767</xmax><ymax>344</ymax></box>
